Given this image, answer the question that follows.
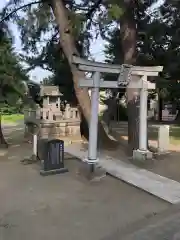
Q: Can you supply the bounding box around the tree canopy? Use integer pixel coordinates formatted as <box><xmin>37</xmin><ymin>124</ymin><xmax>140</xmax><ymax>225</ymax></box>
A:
<box><xmin>0</xmin><ymin>21</ymin><xmax>28</xmax><ymax>113</ymax></box>
<box><xmin>1</xmin><ymin>0</ymin><xmax>180</xmax><ymax>152</ymax></box>
<box><xmin>104</xmin><ymin>2</ymin><xmax>180</xmax><ymax>104</ymax></box>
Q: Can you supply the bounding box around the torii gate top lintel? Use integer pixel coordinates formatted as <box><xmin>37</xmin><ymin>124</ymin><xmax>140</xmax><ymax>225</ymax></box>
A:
<box><xmin>72</xmin><ymin>56</ymin><xmax>163</xmax><ymax>89</ymax></box>
<box><xmin>72</xmin><ymin>56</ymin><xmax>163</xmax><ymax>77</ymax></box>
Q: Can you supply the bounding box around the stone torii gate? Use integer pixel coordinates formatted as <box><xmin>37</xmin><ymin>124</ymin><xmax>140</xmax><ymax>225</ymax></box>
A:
<box><xmin>72</xmin><ymin>56</ymin><xmax>163</xmax><ymax>163</ymax></box>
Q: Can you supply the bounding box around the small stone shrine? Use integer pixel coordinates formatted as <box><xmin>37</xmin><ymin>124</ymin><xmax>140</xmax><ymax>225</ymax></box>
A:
<box><xmin>24</xmin><ymin>84</ymin><xmax>81</xmax><ymax>141</ymax></box>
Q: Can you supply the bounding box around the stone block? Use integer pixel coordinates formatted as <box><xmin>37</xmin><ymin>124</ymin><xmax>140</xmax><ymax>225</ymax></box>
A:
<box><xmin>76</xmin><ymin>161</ymin><xmax>106</xmax><ymax>181</ymax></box>
<box><xmin>158</xmin><ymin>125</ymin><xmax>169</xmax><ymax>153</ymax></box>
<box><xmin>133</xmin><ymin>149</ymin><xmax>153</xmax><ymax>161</ymax></box>
<box><xmin>39</xmin><ymin>117</ymin><xmax>80</xmax><ymax>138</ymax></box>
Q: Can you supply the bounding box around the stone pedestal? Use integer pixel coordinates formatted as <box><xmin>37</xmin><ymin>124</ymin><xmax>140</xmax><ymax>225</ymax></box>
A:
<box><xmin>39</xmin><ymin>120</ymin><xmax>81</xmax><ymax>139</ymax></box>
<box><xmin>77</xmin><ymin>161</ymin><xmax>106</xmax><ymax>181</ymax></box>
<box><xmin>158</xmin><ymin>125</ymin><xmax>169</xmax><ymax>153</ymax></box>
<box><xmin>24</xmin><ymin>102</ymin><xmax>81</xmax><ymax>142</ymax></box>
<box><xmin>133</xmin><ymin>149</ymin><xmax>153</xmax><ymax>161</ymax></box>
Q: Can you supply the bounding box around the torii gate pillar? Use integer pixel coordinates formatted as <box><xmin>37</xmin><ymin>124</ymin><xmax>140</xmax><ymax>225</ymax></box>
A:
<box><xmin>88</xmin><ymin>72</ymin><xmax>100</xmax><ymax>162</ymax></box>
<box><xmin>72</xmin><ymin>56</ymin><xmax>163</xmax><ymax>164</ymax></box>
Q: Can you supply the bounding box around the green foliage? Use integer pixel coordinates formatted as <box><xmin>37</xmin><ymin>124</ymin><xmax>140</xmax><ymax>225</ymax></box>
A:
<box><xmin>0</xmin><ymin>104</ymin><xmax>21</xmax><ymax>115</ymax></box>
<box><xmin>3</xmin><ymin>0</ymin><xmax>180</xmax><ymax>109</ymax></box>
<box><xmin>115</xmin><ymin>103</ymin><xmax>128</xmax><ymax>121</ymax></box>
<box><xmin>17</xmin><ymin>2</ymin><xmax>54</xmax><ymax>54</ymax></box>
<box><xmin>108</xmin><ymin>4</ymin><xmax>124</xmax><ymax>21</ymax></box>
<box><xmin>2</xmin><ymin>114</ymin><xmax>24</xmax><ymax>122</ymax></box>
<box><xmin>104</xmin><ymin>1</ymin><xmax>180</xmax><ymax>105</ymax></box>
<box><xmin>1</xmin><ymin>0</ymin><xmax>93</xmax><ymax>105</ymax></box>
<box><xmin>0</xmin><ymin>21</ymin><xmax>28</xmax><ymax>111</ymax></box>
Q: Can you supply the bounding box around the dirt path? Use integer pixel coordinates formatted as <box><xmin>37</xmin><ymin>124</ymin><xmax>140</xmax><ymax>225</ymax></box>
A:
<box><xmin>0</xmin><ymin>124</ymin><xmax>171</xmax><ymax>240</ymax></box>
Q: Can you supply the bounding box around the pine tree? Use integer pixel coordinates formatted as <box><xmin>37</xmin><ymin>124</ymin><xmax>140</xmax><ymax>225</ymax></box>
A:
<box><xmin>0</xmin><ymin>22</ymin><xmax>27</xmax><ymax>147</ymax></box>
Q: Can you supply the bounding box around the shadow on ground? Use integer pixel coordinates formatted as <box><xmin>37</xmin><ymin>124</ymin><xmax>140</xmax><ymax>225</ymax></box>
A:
<box><xmin>0</xmin><ymin>124</ymin><xmax>171</xmax><ymax>240</ymax></box>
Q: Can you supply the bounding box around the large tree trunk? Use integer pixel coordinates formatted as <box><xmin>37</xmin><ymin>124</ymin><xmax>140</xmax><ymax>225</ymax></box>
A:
<box><xmin>51</xmin><ymin>0</ymin><xmax>91</xmax><ymax>122</ymax></box>
<box><xmin>120</xmin><ymin>1</ymin><xmax>139</xmax><ymax>155</ymax></box>
<box><xmin>51</xmin><ymin>0</ymin><xmax>114</xmax><ymax>147</ymax></box>
<box><xmin>0</xmin><ymin>114</ymin><xmax>8</xmax><ymax>148</ymax></box>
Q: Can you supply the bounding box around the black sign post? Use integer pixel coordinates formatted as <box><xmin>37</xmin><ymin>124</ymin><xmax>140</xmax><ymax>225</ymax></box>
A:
<box><xmin>40</xmin><ymin>139</ymin><xmax>68</xmax><ymax>176</ymax></box>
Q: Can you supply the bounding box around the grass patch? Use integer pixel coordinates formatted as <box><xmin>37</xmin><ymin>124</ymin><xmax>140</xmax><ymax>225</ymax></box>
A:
<box><xmin>169</xmin><ymin>126</ymin><xmax>180</xmax><ymax>145</ymax></box>
<box><xmin>2</xmin><ymin>114</ymin><xmax>24</xmax><ymax>123</ymax></box>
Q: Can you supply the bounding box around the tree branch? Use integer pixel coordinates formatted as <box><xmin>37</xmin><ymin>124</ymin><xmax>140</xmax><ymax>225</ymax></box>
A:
<box><xmin>84</xmin><ymin>0</ymin><xmax>103</xmax><ymax>31</ymax></box>
<box><xmin>0</xmin><ymin>1</ymin><xmax>42</xmax><ymax>23</ymax></box>
<box><xmin>0</xmin><ymin>0</ymin><xmax>103</xmax><ymax>28</ymax></box>
<box><xmin>86</xmin><ymin>0</ymin><xmax>103</xmax><ymax>19</ymax></box>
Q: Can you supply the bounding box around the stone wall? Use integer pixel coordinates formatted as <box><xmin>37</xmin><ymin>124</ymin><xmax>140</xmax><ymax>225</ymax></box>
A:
<box><xmin>39</xmin><ymin>120</ymin><xmax>80</xmax><ymax>139</ymax></box>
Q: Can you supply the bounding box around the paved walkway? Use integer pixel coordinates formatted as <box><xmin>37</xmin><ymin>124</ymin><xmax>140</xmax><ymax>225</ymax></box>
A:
<box><xmin>66</xmin><ymin>144</ymin><xmax>180</xmax><ymax>204</ymax></box>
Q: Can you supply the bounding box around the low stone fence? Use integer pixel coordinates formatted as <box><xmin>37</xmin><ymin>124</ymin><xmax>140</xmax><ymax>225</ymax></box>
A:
<box><xmin>24</xmin><ymin>105</ymin><xmax>80</xmax><ymax>122</ymax></box>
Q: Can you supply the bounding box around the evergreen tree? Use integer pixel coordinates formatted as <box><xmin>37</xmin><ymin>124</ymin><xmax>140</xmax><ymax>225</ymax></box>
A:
<box><xmin>0</xmin><ymin>22</ymin><xmax>28</xmax><ymax>147</ymax></box>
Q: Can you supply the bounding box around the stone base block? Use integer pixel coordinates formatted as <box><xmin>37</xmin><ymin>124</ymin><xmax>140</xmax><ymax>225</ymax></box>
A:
<box><xmin>133</xmin><ymin>149</ymin><xmax>153</xmax><ymax>161</ymax></box>
<box><xmin>77</xmin><ymin>161</ymin><xmax>106</xmax><ymax>182</ymax></box>
<box><xmin>40</xmin><ymin>168</ymin><xmax>68</xmax><ymax>176</ymax></box>
<box><xmin>39</xmin><ymin>121</ymin><xmax>81</xmax><ymax>139</ymax></box>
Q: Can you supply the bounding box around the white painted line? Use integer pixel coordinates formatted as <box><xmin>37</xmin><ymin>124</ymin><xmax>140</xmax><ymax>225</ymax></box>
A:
<box><xmin>66</xmin><ymin>144</ymin><xmax>180</xmax><ymax>204</ymax></box>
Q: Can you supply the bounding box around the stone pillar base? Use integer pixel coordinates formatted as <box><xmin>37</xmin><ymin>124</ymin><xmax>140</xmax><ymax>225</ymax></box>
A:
<box><xmin>77</xmin><ymin>161</ymin><xmax>106</xmax><ymax>182</ymax></box>
<box><xmin>133</xmin><ymin>149</ymin><xmax>153</xmax><ymax>161</ymax></box>
<box><xmin>40</xmin><ymin>168</ymin><xmax>68</xmax><ymax>176</ymax></box>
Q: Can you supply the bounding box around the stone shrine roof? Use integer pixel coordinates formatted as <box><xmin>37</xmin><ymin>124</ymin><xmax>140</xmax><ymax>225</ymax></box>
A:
<box><xmin>40</xmin><ymin>85</ymin><xmax>63</xmax><ymax>97</ymax></box>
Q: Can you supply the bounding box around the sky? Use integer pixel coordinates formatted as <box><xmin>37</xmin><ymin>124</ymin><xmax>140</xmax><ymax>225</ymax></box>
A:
<box><xmin>0</xmin><ymin>0</ymin><xmax>164</xmax><ymax>82</ymax></box>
